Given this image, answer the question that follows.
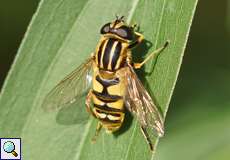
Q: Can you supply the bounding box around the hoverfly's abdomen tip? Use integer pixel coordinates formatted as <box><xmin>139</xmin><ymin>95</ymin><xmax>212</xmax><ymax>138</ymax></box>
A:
<box><xmin>105</xmin><ymin>130</ymin><xmax>113</xmax><ymax>134</ymax></box>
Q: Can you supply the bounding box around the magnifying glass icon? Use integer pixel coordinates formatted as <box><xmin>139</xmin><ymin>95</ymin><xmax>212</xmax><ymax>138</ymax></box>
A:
<box><xmin>3</xmin><ymin>141</ymin><xmax>18</xmax><ymax>157</ymax></box>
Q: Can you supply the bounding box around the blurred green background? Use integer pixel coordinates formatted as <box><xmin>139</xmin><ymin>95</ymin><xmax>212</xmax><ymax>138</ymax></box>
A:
<box><xmin>155</xmin><ymin>1</ymin><xmax>230</xmax><ymax>159</ymax></box>
<box><xmin>0</xmin><ymin>0</ymin><xmax>230</xmax><ymax>159</ymax></box>
<box><xmin>0</xmin><ymin>0</ymin><xmax>39</xmax><ymax>87</ymax></box>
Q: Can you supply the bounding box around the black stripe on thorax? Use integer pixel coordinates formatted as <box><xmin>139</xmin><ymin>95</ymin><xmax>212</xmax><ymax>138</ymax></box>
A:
<box><xmin>97</xmin><ymin>40</ymin><xmax>106</xmax><ymax>65</ymax></box>
<box><xmin>102</xmin><ymin>38</ymin><xmax>122</xmax><ymax>70</ymax></box>
<box><xmin>102</xmin><ymin>39</ymin><xmax>115</xmax><ymax>68</ymax></box>
<box><xmin>111</xmin><ymin>40</ymin><xmax>122</xmax><ymax>70</ymax></box>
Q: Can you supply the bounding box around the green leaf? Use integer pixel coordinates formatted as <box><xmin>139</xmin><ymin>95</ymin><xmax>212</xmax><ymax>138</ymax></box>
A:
<box><xmin>154</xmin><ymin>44</ymin><xmax>230</xmax><ymax>160</ymax></box>
<box><xmin>0</xmin><ymin>0</ymin><xmax>198</xmax><ymax>159</ymax></box>
<box><xmin>154</xmin><ymin>1</ymin><xmax>230</xmax><ymax>158</ymax></box>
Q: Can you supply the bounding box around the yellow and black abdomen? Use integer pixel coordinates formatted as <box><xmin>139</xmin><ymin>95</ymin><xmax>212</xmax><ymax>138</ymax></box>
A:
<box><xmin>92</xmin><ymin>37</ymin><xmax>128</xmax><ymax>132</ymax></box>
<box><xmin>92</xmin><ymin>74</ymin><xmax>126</xmax><ymax>132</ymax></box>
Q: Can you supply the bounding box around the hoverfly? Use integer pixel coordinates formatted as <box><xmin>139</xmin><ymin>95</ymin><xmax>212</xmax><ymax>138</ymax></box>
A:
<box><xmin>42</xmin><ymin>16</ymin><xmax>169</xmax><ymax>151</ymax></box>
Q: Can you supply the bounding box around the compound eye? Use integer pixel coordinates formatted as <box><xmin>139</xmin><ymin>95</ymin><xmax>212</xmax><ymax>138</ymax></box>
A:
<box><xmin>116</xmin><ymin>28</ymin><xmax>127</xmax><ymax>38</ymax></box>
<box><xmin>100</xmin><ymin>23</ymin><xmax>111</xmax><ymax>34</ymax></box>
<box><xmin>116</xmin><ymin>26</ymin><xmax>133</xmax><ymax>40</ymax></box>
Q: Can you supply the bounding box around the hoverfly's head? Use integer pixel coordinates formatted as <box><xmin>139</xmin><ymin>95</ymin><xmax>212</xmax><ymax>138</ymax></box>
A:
<box><xmin>100</xmin><ymin>16</ymin><xmax>134</xmax><ymax>41</ymax></box>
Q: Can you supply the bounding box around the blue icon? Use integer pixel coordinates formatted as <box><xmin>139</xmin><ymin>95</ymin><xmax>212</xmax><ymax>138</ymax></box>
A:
<box><xmin>3</xmin><ymin>141</ymin><xmax>18</xmax><ymax>157</ymax></box>
<box><xmin>0</xmin><ymin>138</ymin><xmax>21</xmax><ymax>160</ymax></box>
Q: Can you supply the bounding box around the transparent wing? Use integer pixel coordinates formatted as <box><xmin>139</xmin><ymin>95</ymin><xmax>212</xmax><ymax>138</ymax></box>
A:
<box><xmin>124</xmin><ymin>65</ymin><xmax>164</xmax><ymax>137</ymax></box>
<box><xmin>42</xmin><ymin>57</ymin><xmax>94</xmax><ymax>111</ymax></box>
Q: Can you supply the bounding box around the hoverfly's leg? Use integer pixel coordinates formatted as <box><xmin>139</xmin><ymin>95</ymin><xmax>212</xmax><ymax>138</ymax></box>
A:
<box><xmin>131</xmin><ymin>23</ymin><xmax>137</xmax><ymax>29</ymax></box>
<box><xmin>130</xmin><ymin>23</ymin><xmax>139</xmax><ymax>31</ymax></box>
<box><xmin>141</xmin><ymin>126</ymin><xmax>154</xmax><ymax>151</ymax></box>
<box><xmin>128</xmin><ymin>32</ymin><xmax>144</xmax><ymax>49</ymax></box>
<box><xmin>91</xmin><ymin>122</ymin><xmax>103</xmax><ymax>143</ymax></box>
<box><xmin>86</xmin><ymin>89</ymin><xmax>96</xmax><ymax>118</ymax></box>
<box><xmin>133</xmin><ymin>40</ymin><xmax>169</xmax><ymax>69</ymax></box>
